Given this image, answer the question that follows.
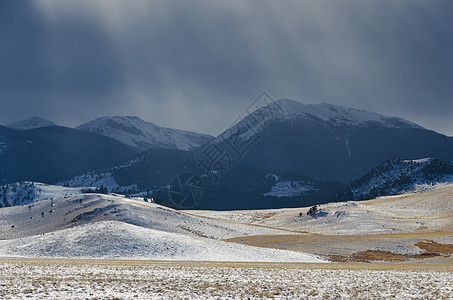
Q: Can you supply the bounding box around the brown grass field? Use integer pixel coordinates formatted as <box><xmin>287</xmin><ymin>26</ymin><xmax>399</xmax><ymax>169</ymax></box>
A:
<box><xmin>225</xmin><ymin>231</ymin><xmax>453</xmax><ymax>265</ymax></box>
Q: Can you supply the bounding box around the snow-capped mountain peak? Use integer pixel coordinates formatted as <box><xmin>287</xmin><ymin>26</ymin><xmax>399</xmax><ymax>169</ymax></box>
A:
<box><xmin>6</xmin><ymin>116</ymin><xmax>56</xmax><ymax>130</ymax></box>
<box><xmin>215</xmin><ymin>99</ymin><xmax>423</xmax><ymax>144</ymax></box>
<box><xmin>77</xmin><ymin>116</ymin><xmax>213</xmax><ymax>151</ymax></box>
<box><xmin>267</xmin><ymin>99</ymin><xmax>422</xmax><ymax>129</ymax></box>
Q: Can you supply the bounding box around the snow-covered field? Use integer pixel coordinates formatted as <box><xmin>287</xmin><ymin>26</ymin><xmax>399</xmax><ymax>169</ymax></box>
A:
<box><xmin>1</xmin><ymin>261</ymin><xmax>451</xmax><ymax>299</ymax></box>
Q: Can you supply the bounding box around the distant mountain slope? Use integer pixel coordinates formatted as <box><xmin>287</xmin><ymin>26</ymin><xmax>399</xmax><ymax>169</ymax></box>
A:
<box><xmin>60</xmin><ymin>99</ymin><xmax>453</xmax><ymax>210</ymax></box>
<box><xmin>216</xmin><ymin>99</ymin><xmax>423</xmax><ymax>144</ymax></box>
<box><xmin>60</xmin><ymin>148</ymin><xmax>199</xmax><ymax>194</ymax></box>
<box><xmin>0</xmin><ymin>181</ymin><xmax>85</xmax><ymax>208</ymax></box>
<box><xmin>6</xmin><ymin>116</ymin><xmax>56</xmax><ymax>130</ymax></box>
<box><xmin>77</xmin><ymin>116</ymin><xmax>213</xmax><ymax>151</ymax></box>
<box><xmin>338</xmin><ymin>158</ymin><xmax>453</xmax><ymax>201</ymax></box>
<box><xmin>60</xmin><ymin>147</ymin><xmax>344</xmax><ymax>210</ymax></box>
<box><xmin>212</xmin><ymin>99</ymin><xmax>453</xmax><ymax>183</ymax></box>
<box><xmin>0</xmin><ymin>125</ymin><xmax>136</xmax><ymax>185</ymax></box>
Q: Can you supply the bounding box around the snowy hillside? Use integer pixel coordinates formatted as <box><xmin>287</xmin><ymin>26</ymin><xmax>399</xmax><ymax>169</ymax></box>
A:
<box><xmin>0</xmin><ymin>192</ymin><xmax>292</xmax><ymax>240</ymax></box>
<box><xmin>58</xmin><ymin>172</ymin><xmax>126</xmax><ymax>193</ymax></box>
<box><xmin>77</xmin><ymin>116</ymin><xmax>212</xmax><ymax>151</ymax></box>
<box><xmin>0</xmin><ymin>181</ymin><xmax>452</xmax><ymax>262</ymax></box>
<box><xmin>6</xmin><ymin>117</ymin><xmax>56</xmax><ymax>130</ymax></box>
<box><xmin>341</xmin><ymin>158</ymin><xmax>453</xmax><ymax>200</ymax></box>
<box><xmin>0</xmin><ymin>182</ymin><xmax>85</xmax><ymax>208</ymax></box>
<box><xmin>215</xmin><ymin>99</ymin><xmax>422</xmax><ymax>144</ymax></box>
<box><xmin>0</xmin><ymin>220</ymin><xmax>323</xmax><ymax>262</ymax></box>
<box><xmin>57</xmin><ymin>150</ymin><xmax>179</xmax><ymax>194</ymax></box>
<box><xmin>0</xmin><ymin>191</ymin><xmax>323</xmax><ymax>262</ymax></box>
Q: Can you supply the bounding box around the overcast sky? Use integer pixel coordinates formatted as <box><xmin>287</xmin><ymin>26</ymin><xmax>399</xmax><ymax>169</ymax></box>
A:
<box><xmin>1</xmin><ymin>0</ymin><xmax>452</xmax><ymax>136</ymax></box>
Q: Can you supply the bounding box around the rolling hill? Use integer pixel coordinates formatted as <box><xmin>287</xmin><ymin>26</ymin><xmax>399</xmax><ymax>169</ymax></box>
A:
<box><xmin>0</xmin><ymin>190</ymin><xmax>323</xmax><ymax>262</ymax></box>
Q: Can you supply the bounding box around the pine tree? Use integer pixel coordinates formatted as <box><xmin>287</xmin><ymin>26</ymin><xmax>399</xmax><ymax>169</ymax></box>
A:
<box><xmin>2</xmin><ymin>193</ymin><xmax>7</xmax><ymax>207</ymax></box>
<box><xmin>307</xmin><ymin>205</ymin><xmax>318</xmax><ymax>216</ymax></box>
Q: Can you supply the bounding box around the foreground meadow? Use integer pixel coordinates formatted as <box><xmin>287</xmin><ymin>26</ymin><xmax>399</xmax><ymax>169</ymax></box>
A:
<box><xmin>1</xmin><ymin>259</ymin><xmax>452</xmax><ymax>299</ymax></box>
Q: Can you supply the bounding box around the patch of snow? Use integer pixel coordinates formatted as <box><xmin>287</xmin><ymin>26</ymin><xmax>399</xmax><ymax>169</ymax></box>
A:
<box><xmin>265</xmin><ymin>173</ymin><xmax>280</xmax><ymax>182</ymax></box>
<box><xmin>0</xmin><ymin>142</ymin><xmax>7</xmax><ymax>155</ymax></box>
<box><xmin>58</xmin><ymin>172</ymin><xmax>122</xmax><ymax>192</ymax></box>
<box><xmin>409</xmin><ymin>158</ymin><xmax>431</xmax><ymax>164</ymax></box>
<box><xmin>58</xmin><ymin>160</ymin><xmax>151</xmax><ymax>193</ymax></box>
<box><xmin>264</xmin><ymin>181</ymin><xmax>317</xmax><ymax>198</ymax></box>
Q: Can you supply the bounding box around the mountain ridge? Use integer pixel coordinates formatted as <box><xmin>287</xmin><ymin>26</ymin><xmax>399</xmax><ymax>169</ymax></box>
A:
<box><xmin>338</xmin><ymin>158</ymin><xmax>453</xmax><ymax>201</ymax></box>
<box><xmin>215</xmin><ymin>99</ymin><xmax>424</xmax><ymax>146</ymax></box>
<box><xmin>6</xmin><ymin>116</ymin><xmax>56</xmax><ymax>130</ymax></box>
<box><xmin>0</xmin><ymin>125</ymin><xmax>136</xmax><ymax>185</ymax></box>
<box><xmin>77</xmin><ymin>116</ymin><xmax>213</xmax><ymax>151</ymax></box>
<box><xmin>210</xmin><ymin>99</ymin><xmax>453</xmax><ymax>184</ymax></box>
<box><xmin>275</xmin><ymin>99</ymin><xmax>423</xmax><ymax>128</ymax></box>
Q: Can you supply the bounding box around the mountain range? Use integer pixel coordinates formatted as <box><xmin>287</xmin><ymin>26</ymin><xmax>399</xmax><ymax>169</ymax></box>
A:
<box><xmin>0</xmin><ymin>116</ymin><xmax>212</xmax><ymax>186</ymax></box>
<box><xmin>212</xmin><ymin>99</ymin><xmax>453</xmax><ymax>183</ymax></box>
<box><xmin>4</xmin><ymin>116</ymin><xmax>213</xmax><ymax>151</ymax></box>
<box><xmin>2</xmin><ymin>99</ymin><xmax>453</xmax><ymax>209</ymax></box>
<box><xmin>76</xmin><ymin>116</ymin><xmax>213</xmax><ymax>151</ymax></box>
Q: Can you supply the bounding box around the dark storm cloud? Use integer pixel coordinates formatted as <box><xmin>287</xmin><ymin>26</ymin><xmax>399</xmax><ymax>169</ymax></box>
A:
<box><xmin>1</xmin><ymin>0</ymin><xmax>452</xmax><ymax>135</ymax></box>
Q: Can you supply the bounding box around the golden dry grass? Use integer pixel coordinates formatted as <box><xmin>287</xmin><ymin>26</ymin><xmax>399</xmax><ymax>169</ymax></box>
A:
<box><xmin>416</xmin><ymin>240</ymin><xmax>453</xmax><ymax>255</ymax></box>
<box><xmin>225</xmin><ymin>232</ymin><xmax>453</xmax><ymax>265</ymax></box>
